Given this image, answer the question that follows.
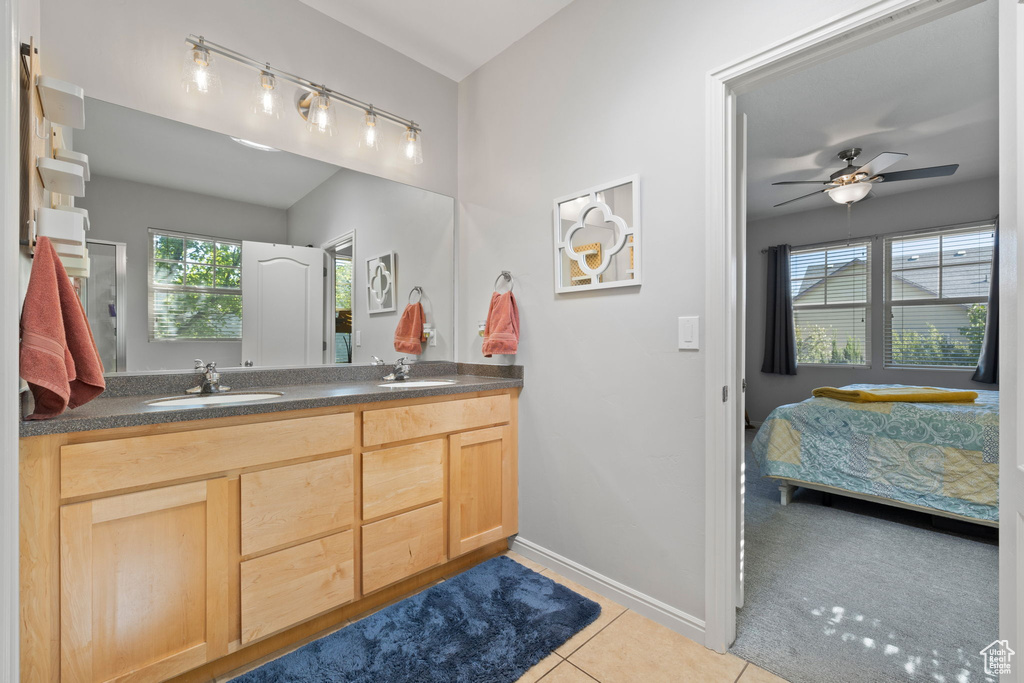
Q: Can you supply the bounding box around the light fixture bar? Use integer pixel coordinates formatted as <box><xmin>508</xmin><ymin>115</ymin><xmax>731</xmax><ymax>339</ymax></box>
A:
<box><xmin>185</xmin><ymin>35</ymin><xmax>420</xmax><ymax>132</ymax></box>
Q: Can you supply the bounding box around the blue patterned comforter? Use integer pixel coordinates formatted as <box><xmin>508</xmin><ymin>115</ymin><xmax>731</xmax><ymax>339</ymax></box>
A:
<box><xmin>751</xmin><ymin>384</ymin><xmax>999</xmax><ymax>523</ymax></box>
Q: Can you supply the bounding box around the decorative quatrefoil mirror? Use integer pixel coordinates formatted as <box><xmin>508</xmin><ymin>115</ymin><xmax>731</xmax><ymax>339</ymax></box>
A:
<box><xmin>366</xmin><ymin>252</ymin><xmax>396</xmax><ymax>314</ymax></box>
<box><xmin>553</xmin><ymin>175</ymin><xmax>640</xmax><ymax>293</ymax></box>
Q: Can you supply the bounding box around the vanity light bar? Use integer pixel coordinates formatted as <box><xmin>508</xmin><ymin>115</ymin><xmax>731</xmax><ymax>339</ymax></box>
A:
<box><xmin>184</xmin><ymin>35</ymin><xmax>421</xmax><ymax>134</ymax></box>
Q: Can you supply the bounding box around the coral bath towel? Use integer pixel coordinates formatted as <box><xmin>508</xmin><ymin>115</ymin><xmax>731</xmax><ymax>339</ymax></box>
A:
<box><xmin>394</xmin><ymin>302</ymin><xmax>425</xmax><ymax>355</ymax></box>
<box><xmin>812</xmin><ymin>385</ymin><xmax>977</xmax><ymax>403</ymax></box>
<box><xmin>20</xmin><ymin>237</ymin><xmax>105</xmax><ymax>419</ymax></box>
<box><xmin>482</xmin><ymin>291</ymin><xmax>519</xmax><ymax>357</ymax></box>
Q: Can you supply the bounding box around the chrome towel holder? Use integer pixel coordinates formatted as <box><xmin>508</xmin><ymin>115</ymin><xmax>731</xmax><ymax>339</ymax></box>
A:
<box><xmin>494</xmin><ymin>271</ymin><xmax>514</xmax><ymax>293</ymax></box>
<box><xmin>408</xmin><ymin>286</ymin><xmax>423</xmax><ymax>304</ymax></box>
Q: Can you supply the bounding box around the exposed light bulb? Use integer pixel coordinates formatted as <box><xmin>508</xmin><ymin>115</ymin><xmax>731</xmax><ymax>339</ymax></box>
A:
<box><xmin>305</xmin><ymin>90</ymin><xmax>336</xmax><ymax>136</ymax></box>
<box><xmin>182</xmin><ymin>41</ymin><xmax>220</xmax><ymax>94</ymax></box>
<box><xmin>252</xmin><ymin>70</ymin><xmax>282</xmax><ymax>118</ymax></box>
<box><xmin>402</xmin><ymin>126</ymin><xmax>423</xmax><ymax>165</ymax></box>
<box><xmin>828</xmin><ymin>182</ymin><xmax>871</xmax><ymax>205</ymax></box>
<box><xmin>361</xmin><ymin>111</ymin><xmax>381</xmax><ymax>150</ymax></box>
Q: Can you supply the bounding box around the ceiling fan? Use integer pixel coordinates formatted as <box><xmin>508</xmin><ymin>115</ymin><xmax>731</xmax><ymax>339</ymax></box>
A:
<box><xmin>773</xmin><ymin>148</ymin><xmax>959</xmax><ymax>208</ymax></box>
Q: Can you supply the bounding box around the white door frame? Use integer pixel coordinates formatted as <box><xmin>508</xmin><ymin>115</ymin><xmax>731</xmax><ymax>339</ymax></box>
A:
<box><xmin>703</xmin><ymin>0</ymin><xmax>989</xmax><ymax>654</ymax></box>
<box><xmin>1</xmin><ymin>0</ymin><xmax>20</xmax><ymax>679</ymax></box>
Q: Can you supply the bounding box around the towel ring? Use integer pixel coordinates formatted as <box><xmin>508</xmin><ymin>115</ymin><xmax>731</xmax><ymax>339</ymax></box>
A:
<box><xmin>408</xmin><ymin>286</ymin><xmax>423</xmax><ymax>304</ymax></box>
<box><xmin>493</xmin><ymin>271</ymin><xmax>514</xmax><ymax>293</ymax></box>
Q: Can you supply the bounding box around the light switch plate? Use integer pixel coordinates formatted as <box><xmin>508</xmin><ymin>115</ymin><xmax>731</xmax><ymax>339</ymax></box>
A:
<box><xmin>678</xmin><ymin>316</ymin><xmax>699</xmax><ymax>350</ymax></box>
<box><xmin>355</xmin><ymin>330</ymin><xmax>361</xmax><ymax>347</ymax></box>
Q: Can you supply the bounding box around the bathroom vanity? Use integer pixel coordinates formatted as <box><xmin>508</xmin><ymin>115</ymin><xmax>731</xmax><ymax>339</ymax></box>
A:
<box><xmin>19</xmin><ymin>368</ymin><xmax>521</xmax><ymax>682</ymax></box>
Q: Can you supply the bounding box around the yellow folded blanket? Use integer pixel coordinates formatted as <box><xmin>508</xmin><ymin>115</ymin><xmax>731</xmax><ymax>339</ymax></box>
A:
<box><xmin>811</xmin><ymin>386</ymin><xmax>978</xmax><ymax>403</ymax></box>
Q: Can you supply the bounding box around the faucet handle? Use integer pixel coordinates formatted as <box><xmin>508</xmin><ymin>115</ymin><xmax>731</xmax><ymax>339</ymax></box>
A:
<box><xmin>194</xmin><ymin>359</ymin><xmax>205</xmax><ymax>371</ymax></box>
<box><xmin>371</xmin><ymin>356</ymin><xmax>385</xmax><ymax>366</ymax></box>
<box><xmin>206</xmin><ymin>361</ymin><xmax>218</xmax><ymax>373</ymax></box>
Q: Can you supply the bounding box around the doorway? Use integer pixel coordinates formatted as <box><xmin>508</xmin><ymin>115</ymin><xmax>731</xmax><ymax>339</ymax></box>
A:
<box><xmin>324</xmin><ymin>231</ymin><xmax>355</xmax><ymax>364</ymax></box>
<box><xmin>703</xmin><ymin>0</ymin><xmax>1022</xmax><ymax>675</ymax></box>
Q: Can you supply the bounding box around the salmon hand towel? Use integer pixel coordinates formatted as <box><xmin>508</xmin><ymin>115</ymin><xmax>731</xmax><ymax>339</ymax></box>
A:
<box><xmin>20</xmin><ymin>237</ymin><xmax>105</xmax><ymax>419</ymax></box>
<box><xmin>394</xmin><ymin>302</ymin><xmax>425</xmax><ymax>354</ymax></box>
<box><xmin>482</xmin><ymin>291</ymin><xmax>519</xmax><ymax>357</ymax></box>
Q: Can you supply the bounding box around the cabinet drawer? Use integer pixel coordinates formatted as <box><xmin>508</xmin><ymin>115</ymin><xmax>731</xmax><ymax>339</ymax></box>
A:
<box><xmin>363</xmin><ymin>440</ymin><xmax>443</xmax><ymax>520</ymax></box>
<box><xmin>241</xmin><ymin>455</ymin><xmax>354</xmax><ymax>556</ymax></box>
<box><xmin>362</xmin><ymin>503</ymin><xmax>445</xmax><ymax>594</ymax></box>
<box><xmin>362</xmin><ymin>394</ymin><xmax>510</xmax><ymax>447</ymax></box>
<box><xmin>240</xmin><ymin>530</ymin><xmax>354</xmax><ymax>644</ymax></box>
<box><xmin>61</xmin><ymin>412</ymin><xmax>355</xmax><ymax>499</ymax></box>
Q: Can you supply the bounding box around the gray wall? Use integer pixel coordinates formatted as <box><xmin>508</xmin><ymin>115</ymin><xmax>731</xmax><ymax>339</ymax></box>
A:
<box><xmin>79</xmin><ymin>174</ymin><xmax>288</xmax><ymax>372</ymax></box>
<box><xmin>745</xmin><ymin>176</ymin><xmax>999</xmax><ymax>421</ymax></box>
<box><xmin>40</xmin><ymin>0</ymin><xmax>458</xmax><ymax>198</ymax></box>
<box><xmin>287</xmin><ymin>168</ymin><xmax>455</xmax><ymax>364</ymax></box>
<box><xmin>456</xmin><ymin>0</ymin><xmax>878</xmax><ymax>625</ymax></box>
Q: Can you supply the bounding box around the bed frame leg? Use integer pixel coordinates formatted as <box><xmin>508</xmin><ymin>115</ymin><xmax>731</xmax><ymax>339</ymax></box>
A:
<box><xmin>779</xmin><ymin>482</ymin><xmax>795</xmax><ymax>506</ymax></box>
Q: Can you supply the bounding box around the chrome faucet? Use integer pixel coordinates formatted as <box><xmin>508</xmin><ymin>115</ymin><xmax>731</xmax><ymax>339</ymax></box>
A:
<box><xmin>186</xmin><ymin>359</ymin><xmax>231</xmax><ymax>394</ymax></box>
<box><xmin>383</xmin><ymin>357</ymin><xmax>410</xmax><ymax>381</ymax></box>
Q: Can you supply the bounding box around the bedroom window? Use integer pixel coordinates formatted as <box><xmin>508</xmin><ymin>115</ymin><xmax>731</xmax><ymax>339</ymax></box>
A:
<box><xmin>149</xmin><ymin>229</ymin><xmax>242</xmax><ymax>341</ymax></box>
<box><xmin>884</xmin><ymin>224</ymin><xmax>995</xmax><ymax>369</ymax></box>
<box><xmin>789</xmin><ymin>241</ymin><xmax>870</xmax><ymax>366</ymax></box>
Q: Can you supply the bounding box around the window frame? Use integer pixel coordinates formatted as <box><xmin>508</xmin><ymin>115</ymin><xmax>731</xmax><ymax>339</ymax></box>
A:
<box><xmin>147</xmin><ymin>228</ymin><xmax>243</xmax><ymax>342</ymax></box>
<box><xmin>882</xmin><ymin>221</ymin><xmax>995</xmax><ymax>370</ymax></box>
<box><xmin>789</xmin><ymin>238</ymin><xmax>872</xmax><ymax>368</ymax></box>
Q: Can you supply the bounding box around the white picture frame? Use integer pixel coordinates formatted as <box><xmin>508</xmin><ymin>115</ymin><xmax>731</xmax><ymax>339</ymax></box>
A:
<box><xmin>366</xmin><ymin>251</ymin><xmax>396</xmax><ymax>314</ymax></box>
<box><xmin>553</xmin><ymin>175</ymin><xmax>641</xmax><ymax>294</ymax></box>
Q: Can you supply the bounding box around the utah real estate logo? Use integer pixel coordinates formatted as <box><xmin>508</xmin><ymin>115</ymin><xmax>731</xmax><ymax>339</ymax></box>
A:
<box><xmin>981</xmin><ymin>640</ymin><xmax>1015</xmax><ymax>676</ymax></box>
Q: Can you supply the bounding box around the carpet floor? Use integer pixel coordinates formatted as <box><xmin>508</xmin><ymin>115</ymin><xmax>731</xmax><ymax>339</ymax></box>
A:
<box><xmin>231</xmin><ymin>556</ymin><xmax>601</xmax><ymax>683</ymax></box>
<box><xmin>731</xmin><ymin>432</ymin><xmax>999</xmax><ymax>683</ymax></box>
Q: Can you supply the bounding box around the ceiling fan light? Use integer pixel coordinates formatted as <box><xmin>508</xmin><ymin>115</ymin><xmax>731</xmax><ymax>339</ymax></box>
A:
<box><xmin>828</xmin><ymin>183</ymin><xmax>871</xmax><ymax>205</ymax></box>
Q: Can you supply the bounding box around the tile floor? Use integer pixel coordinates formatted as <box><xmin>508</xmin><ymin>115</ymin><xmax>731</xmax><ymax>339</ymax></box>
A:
<box><xmin>223</xmin><ymin>551</ymin><xmax>788</xmax><ymax>682</ymax></box>
<box><xmin>504</xmin><ymin>552</ymin><xmax>786</xmax><ymax>683</ymax></box>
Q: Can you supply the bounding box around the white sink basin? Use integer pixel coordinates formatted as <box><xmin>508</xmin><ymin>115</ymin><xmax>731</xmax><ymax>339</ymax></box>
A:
<box><xmin>147</xmin><ymin>392</ymin><xmax>284</xmax><ymax>408</ymax></box>
<box><xmin>379</xmin><ymin>380</ymin><xmax>457</xmax><ymax>388</ymax></box>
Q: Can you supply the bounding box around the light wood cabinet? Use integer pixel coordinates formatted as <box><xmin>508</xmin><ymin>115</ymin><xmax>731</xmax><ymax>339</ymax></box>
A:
<box><xmin>362</xmin><ymin>503</ymin><xmax>445</xmax><ymax>594</ymax></box>
<box><xmin>22</xmin><ymin>388</ymin><xmax>518</xmax><ymax>682</ymax></box>
<box><xmin>362</xmin><ymin>439</ymin><xmax>444</xmax><ymax>521</ymax></box>
<box><xmin>241</xmin><ymin>455</ymin><xmax>354</xmax><ymax>556</ymax></box>
<box><xmin>240</xmin><ymin>531</ymin><xmax>355</xmax><ymax>644</ymax></box>
<box><xmin>449</xmin><ymin>425</ymin><xmax>518</xmax><ymax>558</ymax></box>
<box><xmin>59</xmin><ymin>479</ymin><xmax>231</xmax><ymax>683</ymax></box>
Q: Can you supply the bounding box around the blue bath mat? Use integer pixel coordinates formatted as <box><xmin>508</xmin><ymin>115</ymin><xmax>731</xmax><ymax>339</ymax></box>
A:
<box><xmin>232</xmin><ymin>555</ymin><xmax>601</xmax><ymax>683</ymax></box>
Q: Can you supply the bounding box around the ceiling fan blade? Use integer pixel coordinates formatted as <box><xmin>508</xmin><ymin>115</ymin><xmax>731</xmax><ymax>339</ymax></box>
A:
<box><xmin>774</xmin><ymin>189</ymin><xmax>828</xmax><ymax>208</ymax></box>
<box><xmin>874</xmin><ymin>164</ymin><xmax>959</xmax><ymax>182</ymax></box>
<box><xmin>855</xmin><ymin>152</ymin><xmax>908</xmax><ymax>178</ymax></box>
<box><xmin>771</xmin><ymin>180</ymin><xmax>833</xmax><ymax>185</ymax></box>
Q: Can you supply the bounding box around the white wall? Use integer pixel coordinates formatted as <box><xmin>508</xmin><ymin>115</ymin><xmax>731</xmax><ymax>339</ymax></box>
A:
<box><xmin>78</xmin><ymin>174</ymin><xmax>288</xmax><ymax>371</ymax></box>
<box><xmin>457</xmin><ymin>0</ymin><xmax>885</xmax><ymax>626</ymax></box>
<box><xmin>745</xmin><ymin>176</ymin><xmax>999</xmax><ymax>421</ymax></box>
<box><xmin>39</xmin><ymin>0</ymin><xmax>458</xmax><ymax>198</ymax></box>
<box><xmin>287</xmin><ymin>168</ymin><xmax>454</xmax><ymax>363</ymax></box>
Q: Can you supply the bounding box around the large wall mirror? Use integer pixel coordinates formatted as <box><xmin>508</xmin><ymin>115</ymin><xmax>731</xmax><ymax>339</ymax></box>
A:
<box><xmin>73</xmin><ymin>98</ymin><xmax>455</xmax><ymax>373</ymax></box>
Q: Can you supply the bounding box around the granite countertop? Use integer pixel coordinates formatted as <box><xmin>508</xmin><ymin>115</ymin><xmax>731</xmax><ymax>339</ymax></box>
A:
<box><xmin>20</xmin><ymin>362</ymin><xmax>523</xmax><ymax>437</ymax></box>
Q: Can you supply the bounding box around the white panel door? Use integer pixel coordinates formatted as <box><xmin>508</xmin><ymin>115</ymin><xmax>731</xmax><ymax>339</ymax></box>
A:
<box><xmin>241</xmin><ymin>241</ymin><xmax>325</xmax><ymax>367</ymax></box>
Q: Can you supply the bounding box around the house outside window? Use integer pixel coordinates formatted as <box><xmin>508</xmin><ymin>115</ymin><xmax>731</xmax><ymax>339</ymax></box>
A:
<box><xmin>149</xmin><ymin>229</ymin><xmax>242</xmax><ymax>341</ymax></box>
<box><xmin>884</xmin><ymin>223</ymin><xmax>994</xmax><ymax>369</ymax></box>
<box><xmin>789</xmin><ymin>241</ymin><xmax>871</xmax><ymax>366</ymax></box>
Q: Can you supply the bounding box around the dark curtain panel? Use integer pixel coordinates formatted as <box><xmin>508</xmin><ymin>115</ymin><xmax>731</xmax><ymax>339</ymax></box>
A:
<box><xmin>972</xmin><ymin>226</ymin><xmax>999</xmax><ymax>384</ymax></box>
<box><xmin>761</xmin><ymin>244</ymin><xmax>798</xmax><ymax>375</ymax></box>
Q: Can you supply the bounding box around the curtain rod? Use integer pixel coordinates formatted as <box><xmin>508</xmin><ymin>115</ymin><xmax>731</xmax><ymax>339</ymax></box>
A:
<box><xmin>186</xmin><ymin>35</ymin><xmax>420</xmax><ymax>132</ymax></box>
<box><xmin>758</xmin><ymin>216</ymin><xmax>998</xmax><ymax>254</ymax></box>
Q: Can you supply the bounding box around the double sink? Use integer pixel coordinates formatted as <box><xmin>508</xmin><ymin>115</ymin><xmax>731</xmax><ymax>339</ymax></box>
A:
<box><xmin>146</xmin><ymin>379</ymin><xmax>457</xmax><ymax>408</ymax></box>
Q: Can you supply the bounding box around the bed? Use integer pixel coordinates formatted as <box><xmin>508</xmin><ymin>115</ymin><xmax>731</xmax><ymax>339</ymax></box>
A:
<box><xmin>751</xmin><ymin>384</ymin><xmax>999</xmax><ymax>526</ymax></box>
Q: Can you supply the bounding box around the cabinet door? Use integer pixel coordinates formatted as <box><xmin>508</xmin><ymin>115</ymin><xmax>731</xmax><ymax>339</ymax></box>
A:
<box><xmin>448</xmin><ymin>425</ymin><xmax>517</xmax><ymax>558</ymax></box>
<box><xmin>60</xmin><ymin>479</ymin><xmax>231</xmax><ymax>683</ymax></box>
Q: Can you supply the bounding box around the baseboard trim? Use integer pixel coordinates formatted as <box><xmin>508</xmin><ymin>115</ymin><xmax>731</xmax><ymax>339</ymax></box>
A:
<box><xmin>510</xmin><ymin>537</ymin><xmax>706</xmax><ymax>644</ymax></box>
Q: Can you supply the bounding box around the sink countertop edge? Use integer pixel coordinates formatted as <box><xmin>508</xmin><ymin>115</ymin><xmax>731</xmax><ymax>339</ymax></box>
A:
<box><xmin>19</xmin><ymin>375</ymin><xmax>523</xmax><ymax>438</ymax></box>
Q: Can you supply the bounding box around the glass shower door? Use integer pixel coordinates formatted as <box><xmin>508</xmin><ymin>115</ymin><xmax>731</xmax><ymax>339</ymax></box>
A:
<box><xmin>79</xmin><ymin>240</ymin><xmax>126</xmax><ymax>372</ymax></box>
